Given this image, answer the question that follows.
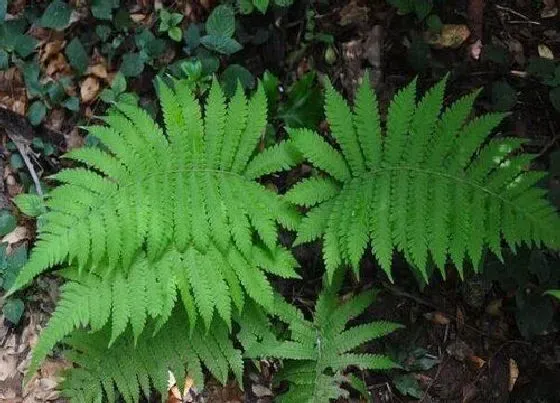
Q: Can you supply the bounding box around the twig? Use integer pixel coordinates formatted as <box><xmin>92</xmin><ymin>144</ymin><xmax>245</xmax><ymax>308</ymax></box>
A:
<box><xmin>419</xmin><ymin>357</ymin><xmax>448</xmax><ymax>402</ymax></box>
<box><xmin>5</xmin><ymin>131</ymin><xmax>43</xmax><ymax>196</ymax></box>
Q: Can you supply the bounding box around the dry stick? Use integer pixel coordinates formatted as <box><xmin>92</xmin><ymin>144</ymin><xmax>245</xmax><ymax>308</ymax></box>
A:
<box><xmin>5</xmin><ymin>130</ymin><xmax>43</xmax><ymax>196</ymax></box>
<box><xmin>419</xmin><ymin>357</ymin><xmax>448</xmax><ymax>403</ymax></box>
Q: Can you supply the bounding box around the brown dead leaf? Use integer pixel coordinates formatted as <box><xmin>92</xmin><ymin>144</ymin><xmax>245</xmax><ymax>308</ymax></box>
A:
<box><xmin>65</xmin><ymin>127</ymin><xmax>84</xmax><ymax>150</ymax></box>
<box><xmin>468</xmin><ymin>354</ymin><xmax>486</xmax><ymax>368</ymax></box>
<box><xmin>470</xmin><ymin>39</ymin><xmax>483</xmax><ymax>60</ymax></box>
<box><xmin>446</xmin><ymin>339</ymin><xmax>474</xmax><ymax>361</ymax></box>
<box><xmin>86</xmin><ymin>63</ymin><xmax>108</xmax><ymax>80</ymax></box>
<box><xmin>44</xmin><ymin>108</ymin><xmax>65</xmax><ymax>132</ymax></box>
<box><xmin>538</xmin><ymin>44</ymin><xmax>554</xmax><ymax>60</ymax></box>
<box><xmin>130</xmin><ymin>13</ymin><xmax>147</xmax><ymax>23</ymax></box>
<box><xmin>80</xmin><ymin>76</ymin><xmax>100</xmax><ymax>103</ymax></box>
<box><xmin>0</xmin><ymin>350</ymin><xmax>18</xmax><ymax>381</ymax></box>
<box><xmin>40</xmin><ymin>40</ymin><xmax>66</xmax><ymax>63</ymax></box>
<box><xmin>45</xmin><ymin>53</ymin><xmax>71</xmax><ymax>77</ymax></box>
<box><xmin>339</xmin><ymin>0</ymin><xmax>369</xmax><ymax>26</ymax></box>
<box><xmin>508</xmin><ymin>359</ymin><xmax>519</xmax><ymax>391</ymax></box>
<box><xmin>166</xmin><ymin>386</ymin><xmax>182</xmax><ymax>403</ymax></box>
<box><xmin>541</xmin><ymin>0</ymin><xmax>558</xmax><ymax>18</ymax></box>
<box><xmin>425</xmin><ymin>24</ymin><xmax>471</xmax><ymax>49</ymax></box>
<box><xmin>183</xmin><ymin>376</ymin><xmax>194</xmax><ymax>395</ymax></box>
<box><xmin>424</xmin><ymin>311</ymin><xmax>451</xmax><ymax>325</ymax></box>
<box><xmin>1</xmin><ymin>226</ymin><xmax>29</xmax><ymax>247</ymax></box>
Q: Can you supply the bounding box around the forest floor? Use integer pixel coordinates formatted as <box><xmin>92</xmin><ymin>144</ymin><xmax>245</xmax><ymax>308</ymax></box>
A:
<box><xmin>1</xmin><ymin>0</ymin><xmax>560</xmax><ymax>402</ymax></box>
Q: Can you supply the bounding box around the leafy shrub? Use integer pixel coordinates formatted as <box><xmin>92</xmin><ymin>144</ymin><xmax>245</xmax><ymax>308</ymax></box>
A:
<box><xmin>285</xmin><ymin>74</ymin><xmax>560</xmax><ymax>282</ymax></box>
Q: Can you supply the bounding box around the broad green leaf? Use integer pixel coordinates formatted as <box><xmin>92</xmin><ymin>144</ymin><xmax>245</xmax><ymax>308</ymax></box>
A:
<box><xmin>0</xmin><ymin>0</ymin><xmax>6</xmax><ymax>23</ymax></box>
<box><xmin>40</xmin><ymin>0</ymin><xmax>72</xmax><ymax>30</ymax></box>
<box><xmin>62</xmin><ymin>96</ymin><xmax>80</xmax><ymax>111</ymax></box>
<box><xmin>206</xmin><ymin>5</ymin><xmax>235</xmax><ymax>37</ymax></box>
<box><xmin>2</xmin><ymin>298</ymin><xmax>24</xmax><ymax>324</ymax></box>
<box><xmin>3</xmin><ymin>245</ymin><xmax>27</xmax><ymax>290</ymax></box>
<box><xmin>91</xmin><ymin>0</ymin><xmax>118</xmax><ymax>20</ymax></box>
<box><xmin>14</xmin><ymin>35</ymin><xmax>37</xmax><ymax>57</ymax></box>
<box><xmin>0</xmin><ymin>49</ymin><xmax>7</xmax><ymax>70</ymax></box>
<box><xmin>220</xmin><ymin>64</ymin><xmax>255</xmax><ymax>97</ymax></box>
<box><xmin>0</xmin><ymin>210</ymin><xmax>16</xmax><ymax>236</ymax></box>
<box><xmin>253</xmin><ymin>0</ymin><xmax>269</xmax><ymax>13</ymax></box>
<box><xmin>65</xmin><ymin>38</ymin><xmax>89</xmax><ymax>75</ymax></box>
<box><xmin>200</xmin><ymin>35</ymin><xmax>242</xmax><ymax>55</ymax></box>
<box><xmin>27</xmin><ymin>100</ymin><xmax>46</xmax><ymax>126</ymax></box>
<box><xmin>14</xmin><ymin>193</ymin><xmax>45</xmax><ymax>217</ymax></box>
<box><xmin>120</xmin><ymin>52</ymin><xmax>145</xmax><ymax>77</ymax></box>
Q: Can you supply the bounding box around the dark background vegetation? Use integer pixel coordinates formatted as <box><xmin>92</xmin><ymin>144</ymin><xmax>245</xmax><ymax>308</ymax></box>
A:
<box><xmin>0</xmin><ymin>0</ymin><xmax>559</xmax><ymax>401</ymax></box>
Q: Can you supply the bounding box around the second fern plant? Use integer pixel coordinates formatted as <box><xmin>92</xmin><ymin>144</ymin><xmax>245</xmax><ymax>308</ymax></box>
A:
<box><xmin>285</xmin><ymin>74</ymin><xmax>560</xmax><ymax>281</ymax></box>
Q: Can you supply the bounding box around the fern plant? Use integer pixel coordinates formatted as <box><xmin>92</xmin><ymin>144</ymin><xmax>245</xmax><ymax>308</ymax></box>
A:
<box><xmin>10</xmin><ymin>77</ymin><xmax>304</xmax><ymax>381</ymax></box>
<box><xmin>61</xmin><ymin>306</ymin><xmax>242</xmax><ymax>403</ymax></box>
<box><xmin>285</xmin><ymin>74</ymin><xmax>560</xmax><ymax>282</ymax></box>
<box><xmin>237</xmin><ymin>275</ymin><xmax>402</xmax><ymax>402</ymax></box>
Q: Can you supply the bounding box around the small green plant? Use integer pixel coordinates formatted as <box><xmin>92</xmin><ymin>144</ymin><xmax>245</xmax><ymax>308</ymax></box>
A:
<box><xmin>18</xmin><ymin>61</ymin><xmax>80</xmax><ymax>125</ymax></box>
<box><xmin>527</xmin><ymin>57</ymin><xmax>560</xmax><ymax>112</ymax></box>
<box><xmin>158</xmin><ymin>8</ymin><xmax>184</xmax><ymax>42</ymax></box>
<box><xmin>238</xmin><ymin>0</ymin><xmax>294</xmax><ymax>14</ymax></box>
<box><xmin>0</xmin><ymin>17</ymin><xmax>37</xmax><ymax>70</ymax></box>
<box><xmin>0</xmin><ymin>243</ymin><xmax>27</xmax><ymax>325</ymax></box>
<box><xmin>99</xmin><ymin>71</ymin><xmax>138</xmax><ymax>105</ymax></box>
<box><xmin>387</xmin><ymin>0</ymin><xmax>442</xmax><ymax>31</ymax></box>
<box><xmin>284</xmin><ymin>74</ymin><xmax>560</xmax><ymax>282</ymax></box>
<box><xmin>238</xmin><ymin>275</ymin><xmax>402</xmax><ymax>402</ymax></box>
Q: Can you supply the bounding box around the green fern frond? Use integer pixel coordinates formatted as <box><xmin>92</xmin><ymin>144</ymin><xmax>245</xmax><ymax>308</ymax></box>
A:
<box><xmin>11</xmin><ymin>79</ymin><xmax>301</xmax><ymax>389</ymax></box>
<box><xmin>61</xmin><ymin>309</ymin><xmax>242</xmax><ymax>403</ymax></box>
<box><xmin>239</xmin><ymin>284</ymin><xmax>401</xmax><ymax>402</ymax></box>
<box><xmin>287</xmin><ymin>75</ymin><xmax>560</xmax><ymax>281</ymax></box>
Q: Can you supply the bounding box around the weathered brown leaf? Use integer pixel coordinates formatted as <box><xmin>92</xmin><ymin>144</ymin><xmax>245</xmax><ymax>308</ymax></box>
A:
<box><xmin>425</xmin><ymin>24</ymin><xmax>471</xmax><ymax>49</ymax></box>
<box><xmin>80</xmin><ymin>77</ymin><xmax>100</xmax><ymax>103</ymax></box>
<box><xmin>424</xmin><ymin>311</ymin><xmax>451</xmax><ymax>325</ymax></box>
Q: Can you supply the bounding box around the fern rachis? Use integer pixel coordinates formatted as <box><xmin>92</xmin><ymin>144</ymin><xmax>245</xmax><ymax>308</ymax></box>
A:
<box><xmin>286</xmin><ymin>74</ymin><xmax>560</xmax><ymax>281</ymax></box>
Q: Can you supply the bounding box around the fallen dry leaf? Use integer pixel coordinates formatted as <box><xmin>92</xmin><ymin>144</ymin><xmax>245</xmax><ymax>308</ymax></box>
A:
<box><xmin>44</xmin><ymin>108</ymin><xmax>65</xmax><ymax>132</ymax></box>
<box><xmin>40</xmin><ymin>40</ymin><xmax>66</xmax><ymax>63</ymax></box>
<box><xmin>339</xmin><ymin>0</ymin><xmax>369</xmax><ymax>26</ymax></box>
<box><xmin>424</xmin><ymin>311</ymin><xmax>451</xmax><ymax>325</ymax></box>
<box><xmin>45</xmin><ymin>54</ymin><xmax>71</xmax><ymax>77</ymax></box>
<box><xmin>468</xmin><ymin>354</ymin><xmax>486</xmax><ymax>368</ymax></box>
<box><xmin>538</xmin><ymin>43</ymin><xmax>554</xmax><ymax>60</ymax></box>
<box><xmin>166</xmin><ymin>385</ymin><xmax>182</xmax><ymax>403</ymax></box>
<box><xmin>426</xmin><ymin>24</ymin><xmax>471</xmax><ymax>49</ymax></box>
<box><xmin>80</xmin><ymin>76</ymin><xmax>100</xmax><ymax>103</ymax></box>
<box><xmin>446</xmin><ymin>339</ymin><xmax>474</xmax><ymax>361</ymax></box>
<box><xmin>0</xmin><ymin>350</ymin><xmax>18</xmax><ymax>381</ymax></box>
<box><xmin>508</xmin><ymin>358</ymin><xmax>519</xmax><ymax>391</ymax></box>
<box><xmin>1</xmin><ymin>226</ymin><xmax>29</xmax><ymax>247</ymax></box>
<box><xmin>130</xmin><ymin>13</ymin><xmax>147</xmax><ymax>23</ymax></box>
<box><xmin>541</xmin><ymin>0</ymin><xmax>558</xmax><ymax>18</ymax></box>
<box><xmin>470</xmin><ymin>39</ymin><xmax>483</xmax><ymax>60</ymax></box>
<box><xmin>86</xmin><ymin>63</ymin><xmax>108</xmax><ymax>80</ymax></box>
